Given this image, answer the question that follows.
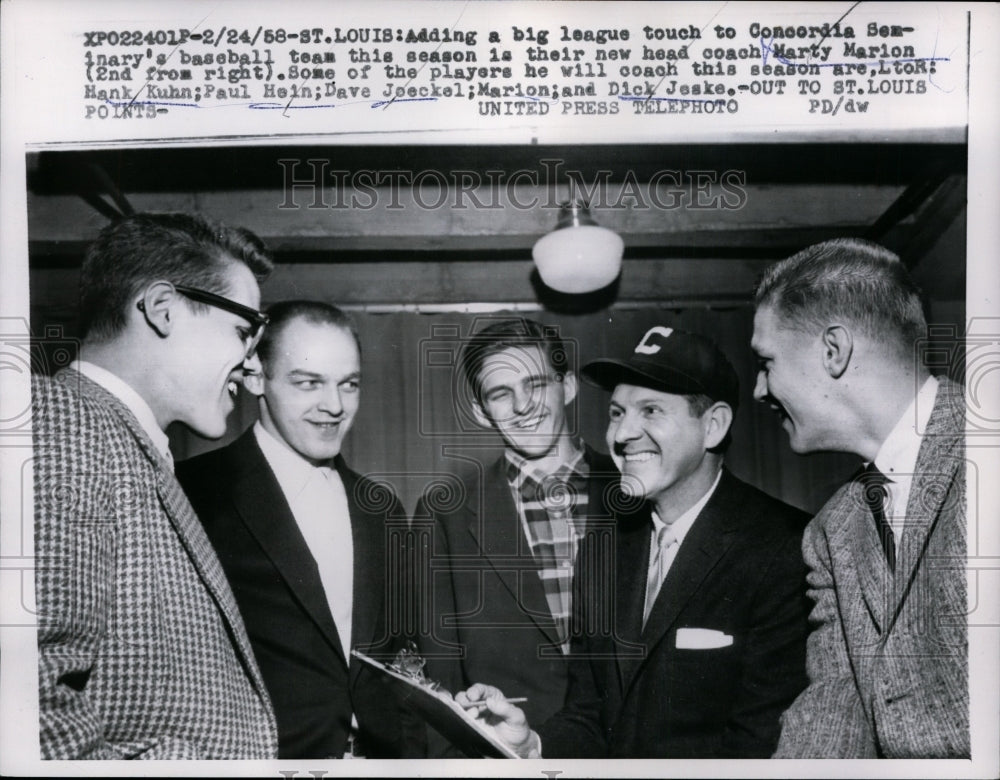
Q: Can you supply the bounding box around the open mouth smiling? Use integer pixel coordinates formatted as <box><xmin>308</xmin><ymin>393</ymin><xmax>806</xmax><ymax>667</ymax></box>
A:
<box><xmin>308</xmin><ymin>420</ymin><xmax>342</xmax><ymax>429</ymax></box>
<box><xmin>512</xmin><ymin>414</ymin><xmax>547</xmax><ymax>430</ymax></box>
<box><xmin>620</xmin><ymin>450</ymin><xmax>658</xmax><ymax>463</ymax></box>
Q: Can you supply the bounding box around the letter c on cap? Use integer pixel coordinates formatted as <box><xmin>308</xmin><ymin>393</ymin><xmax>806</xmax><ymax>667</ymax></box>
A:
<box><xmin>634</xmin><ymin>326</ymin><xmax>673</xmax><ymax>355</ymax></box>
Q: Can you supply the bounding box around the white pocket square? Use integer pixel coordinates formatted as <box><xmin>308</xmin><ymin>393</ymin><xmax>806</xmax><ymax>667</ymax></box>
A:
<box><xmin>675</xmin><ymin>627</ymin><xmax>733</xmax><ymax>649</ymax></box>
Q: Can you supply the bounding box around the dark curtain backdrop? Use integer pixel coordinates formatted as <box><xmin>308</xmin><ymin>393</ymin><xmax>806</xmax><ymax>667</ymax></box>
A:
<box><xmin>174</xmin><ymin>305</ymin><xmax>864</xmax><ymax>516</ymax></box>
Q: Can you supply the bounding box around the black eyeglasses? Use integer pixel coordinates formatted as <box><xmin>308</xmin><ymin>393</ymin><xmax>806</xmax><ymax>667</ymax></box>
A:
<box><xmin>174</xmin><ymin>285</ymin><xmax>269</xmax><ymax>357</ymax></box>
<box><xmin>139</xmin><ymin>283</ymin><xmax>269</xmax><ymax>357</ymax></box>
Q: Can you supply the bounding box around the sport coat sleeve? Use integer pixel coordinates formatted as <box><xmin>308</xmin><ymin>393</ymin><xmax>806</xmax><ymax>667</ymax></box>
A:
<box><xmin>34</xmin><ymin>382</ymin><xmax>204</xmax><ymax>759</ymax></box>
<box><xmin>720</xmin><ymin>526</ymin><xmax>809</xmax><ymax>757</ymax></box>
<box><xmin>384</xmin><ymin>492</ymin><xmax>430</xmax><ymax>759</ymax></box>
<box><xmin>411</xmin><ymin>494</ymin><xmax>467</xmax><ymax>696</ymax></box>
<box><xmin>534</xmin><ymin>535</ymin><xmax>611</xmax><ymax>759</ymax></box>
<box><xmin>773</xmin><ymin>513</ymin><xmax>877</xmax><ymax>758</ymax></box>
<box><xmin>409</xmin><ymin>493</ymin><xmax>470</xmax><ymax>758</ymax></box>
<box><xmin>534</xmin><ymin>630</ymin><xmax>609</xmax><ymax>757</ymax></box>
<box><xmin>35</xmin><ymin>445</ymin><xmax>134</xmax><ymax>759</ymax></box>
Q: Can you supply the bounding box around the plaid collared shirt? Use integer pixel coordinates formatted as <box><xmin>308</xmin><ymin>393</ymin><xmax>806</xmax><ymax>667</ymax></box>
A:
<box><xmin>505</xmin><ymin>443</ymin><xmax>590</xmax><ymax>654</ymax></box>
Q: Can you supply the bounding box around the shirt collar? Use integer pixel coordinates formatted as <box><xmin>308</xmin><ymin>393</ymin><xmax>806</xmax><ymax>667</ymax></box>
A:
<box><xmin>650</xmin><ymin>467</ymin><xmax>723</xmax><ymax>547</ymax></box>
<box><xmin>253</xmin><ymin>420</ymin><xmax>335</xmax><ymax>499</ymax></box>
<box><xmin>873</xmin><ymin>375</ymin><xmax>939</xmax><ymax>479</ymax></box>
<box><xmin>505</xmin><ymin>438</ymin><xmax>588</xmax><ymax>485</ymax></box>
<box><xmin>71</xmin><ymin>360</ymin><xmax>172</xmax><ymax>464</ymax></box>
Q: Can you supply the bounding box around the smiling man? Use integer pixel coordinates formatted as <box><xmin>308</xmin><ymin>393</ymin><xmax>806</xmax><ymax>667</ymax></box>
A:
<box><xmin>177</xmin><ymin>301</ymin><xmax>423</xmax><ymax>759</ymax></box>
<box><xmin>415</xmin><ymin>319</ymin><xmax>620</xmax><ymax>752</ymax></box>
<box><xmin>752</xmin><ymin>239</ymin><xmax>969</xmax><ymax>758</ymax></box>
<box><xmin>32</xmin><ymin>212</ymin><xmax>278</xmax><ymax>758</ymax></box>
<box><xmin>458</xmin><ymin>326</ymin><xmax>811</xmax><ymax>758</ymax></box>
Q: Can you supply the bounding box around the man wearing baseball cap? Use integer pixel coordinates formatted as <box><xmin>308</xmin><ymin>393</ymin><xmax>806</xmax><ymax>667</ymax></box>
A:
<box><xmin>458</xmin><ymin>326</ymin><xmax>811</xmax><ymax>758</ymax></box>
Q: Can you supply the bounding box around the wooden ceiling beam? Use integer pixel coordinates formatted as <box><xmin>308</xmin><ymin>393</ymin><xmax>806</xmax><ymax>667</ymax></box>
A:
<box><xmin>30</xmin><ymin>224</ymin><xmax>887</xmax><ymax>266</ymax></box>
<box><xmin>896</xmin><ymin>176</ymin><xmax>968</xmax><ymax>269</ymax></box>
<box><xmin>28</xmin><ymin>183</ymin><xmax>903</xmax><ymax>259</ymax></box>
<box><xmin>31</xmin><ymin>256</ymin><xmax>774</xmax><ymax>316</ymax></box>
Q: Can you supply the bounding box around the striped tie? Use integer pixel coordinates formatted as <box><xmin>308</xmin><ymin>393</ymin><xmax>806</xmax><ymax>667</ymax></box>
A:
<box><xmin>860</xmin><ymin>463</ymin><xmax>895</xmax><ymax>571</ymax></box>
<box><xmin>643</xmin><ymin>525</ymin><xmax>678</xmax><ymax>626</ymax></box>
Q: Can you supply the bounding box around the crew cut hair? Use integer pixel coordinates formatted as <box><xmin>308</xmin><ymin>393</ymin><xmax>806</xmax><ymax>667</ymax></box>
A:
<box><xmin>754</xmin><ymin>237</ymin><xmax>928</xmax><ymax>356</ymax></box>
<box><xmin>256</xmin><ymin>300</ymin><xmax>361</xmax><ymax>376</ymax></box>
<box><xmin>80</xmin><ymin>212</ymin><xmax>273</xmax><ymax>341</ymax></box>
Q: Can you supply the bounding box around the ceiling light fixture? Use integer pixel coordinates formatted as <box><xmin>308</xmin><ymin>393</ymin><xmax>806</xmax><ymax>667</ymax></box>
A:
<box><xmin>531</xmin><ymin>200</ymin><xmax>624</xmax><ymax>294</ymax></box>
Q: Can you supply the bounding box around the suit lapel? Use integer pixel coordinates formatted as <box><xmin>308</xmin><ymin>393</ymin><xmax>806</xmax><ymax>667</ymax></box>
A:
<box><xmin>341</xmin><ymin>463</ymin><xmax>384</xmax><ymax>679</ymax></box>
<box><xmin>76</xmin><ymin>376</ymin><xmax>273</xmax><ymax>703</ymax></box>
<box><xmin>889</xmin><ymin>379</ymin><xmax>964</xmax><ymax>627</ymax></box>
<box><xmin>613</xmin><ymin>505</ymin><xmax>652</xmax><ymax>693</ymax></box>
<box><xmin>618</xmin><ymin>471</ymin><xmax>740</xmax><ymax>694</ymax></box>
<box><xmin>842</xmin><ymin>477</ymin><xmax>891</xmax><ymax>633</ymax></box>
<box><xmin>465</xmin><ymin>458</ymin><xmax>563</xmax><ymax>648</ymax></box>
<box><xmin>227</xmin><ymin>432</ymin><xmax>347</xmax><ymax>666</ymax></box>
<box><xmin>828</xmin><ymin>379</ymin><xmax>966</xmax><ymax>636</ymax></box>
<box><xmin>155</xmin><ymin>474</ymin><xmax>261</xmax><ymax>666</ymax></box>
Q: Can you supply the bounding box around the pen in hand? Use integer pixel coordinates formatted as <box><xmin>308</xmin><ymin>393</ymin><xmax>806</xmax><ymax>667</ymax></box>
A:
<box><xmin>464</xmin><ymin>696</ymin><xmax>528</xmax><ymax>709</ymax></box>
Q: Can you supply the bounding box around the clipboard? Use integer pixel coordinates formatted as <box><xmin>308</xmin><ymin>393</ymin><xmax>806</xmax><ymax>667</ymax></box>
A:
<box><xmin>351</xmin><ymin>649</ymin><xmax>520</xmax><ymax>758</ymax></box>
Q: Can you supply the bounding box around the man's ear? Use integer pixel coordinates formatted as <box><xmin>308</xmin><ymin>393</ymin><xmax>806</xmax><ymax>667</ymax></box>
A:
<box><xmin>703</xmin><ymin>402</ymin><xmax>733</xmax><ymax>450</ymax></box>
<box><xmin>821</xmin><ymin>324</ymin><xmax>853</xmax><ymax>379</ymax></box>
<box><xmin>243</xmin><ymin>354</ymin><xmax>265</xmax><ymax>397</ymax></box>
<box><xmin>561</xmin><ymin>371</ymin><xmax>578</xmax><ymax>406</ymax></box>
<box><xmin>138</xmin><ymin>282</ymin><xmax>177</xmax><ymax>339</ymax></box>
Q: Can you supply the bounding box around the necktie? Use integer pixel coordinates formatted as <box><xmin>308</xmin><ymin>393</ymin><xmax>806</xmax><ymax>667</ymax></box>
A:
<box><xmin>860</xmin><ymin>463</ymin><xmax>895</xmax><ymax>571</ymax></box>
<box><xmin>643</xmin><ymin>524</ymin><xmax>678</xmax><ymax>626</ymax></box>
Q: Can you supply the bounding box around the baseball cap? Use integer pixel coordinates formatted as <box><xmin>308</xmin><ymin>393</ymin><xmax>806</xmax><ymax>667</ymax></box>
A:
<box><xmin>581</xmin><ymin>326</ymin><xmax>739</xmax><ymax>410</ymax></box>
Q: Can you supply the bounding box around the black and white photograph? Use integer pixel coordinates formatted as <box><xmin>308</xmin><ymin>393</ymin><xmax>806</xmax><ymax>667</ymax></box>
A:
<box><xmin>1</xmin><ymin>1</ymin><xmax>997</xmax><ymax>777</ymax></box>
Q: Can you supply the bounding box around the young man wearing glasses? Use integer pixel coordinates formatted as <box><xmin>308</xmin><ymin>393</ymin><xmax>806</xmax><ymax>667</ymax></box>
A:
<box><xmin>32</xmin><ymin>212</ymin><xmax>278</xmax><ymax>759</ymax></box>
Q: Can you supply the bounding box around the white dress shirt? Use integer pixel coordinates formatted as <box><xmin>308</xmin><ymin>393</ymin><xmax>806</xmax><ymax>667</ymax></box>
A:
<box><xmin>71</xmin><ymin>360</ymin><xmax>173</xmax><ymax>467</ymax></box>
<box><xmin>253</xmin><ymin>421</ymin><xmax>354</xmax><ymax>656</ymax></box>
<box><xmin>871</xmin><ymin>375</ymin><xmax>939</xmax><ymax>538</ymax></box>
<box><xmin>644</xmin><ymin>468</ymin><xmax>723</xmax><ymax>622</ymax></box>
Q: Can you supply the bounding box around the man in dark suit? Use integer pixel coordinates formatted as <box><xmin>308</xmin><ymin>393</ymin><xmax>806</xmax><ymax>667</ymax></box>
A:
<box><xmin>414</xmin><ymin>319</ymin><xmax>619</xmax><ymax>746</ymax></box>
<box><xmin>33</xmin><ymin>212</ymin><xmax>278</xmax><ymax>758</ymax></box>
<box><xmin>458</xmin><ymin>326</ymin><xmax>810</xmax><ymax>758</ymax></box>
<box><xmin>751</xmin><ymin>238</ymin><xmax>968</xmax><ymax>758</ymax></box>
<box><xmin>177</xmin><ymin>301</ymin><xmax>423</xmax><ymax>759</ymax></box>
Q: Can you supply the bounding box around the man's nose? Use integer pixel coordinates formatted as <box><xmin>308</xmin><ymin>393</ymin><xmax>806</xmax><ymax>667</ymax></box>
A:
<box><xmin>511</xmin><ymin>386</ymin><xmax>536</xmax><ymax>416</ymax></box>
<box><xmin>242</xmin><ymin>351</ymin><xmax>262</xmax><ymax>377</ymax></box>
<box><xmin>318</xmin><ymin>386</ymin><xmax>344</xmax><ymax>415</ymax></box>
<box><xmin>752</xmin><ymin>371</ymin><xmax>768</xmax><ymax>402</ymax></box>
<box><xmin>612</xmin><ymin>411</ymin><xmax>640</xmax><ymax>443</ymax></box>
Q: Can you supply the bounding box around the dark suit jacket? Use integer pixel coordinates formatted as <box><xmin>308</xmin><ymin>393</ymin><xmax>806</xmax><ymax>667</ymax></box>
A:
<box><xmin>177</xmin><ymin>430</ymin><xmax>423</xmax><ymax>759</ymax></box>
<box><xmin>538</xmin><ymin>468</ymin><xmax>811</xmax><ymax>758</ymax></box>
<box><xmin>774</xmin><ymin>378</ymin><xmax>968</xmax><ymax>758</ymax></box>
<box><xmin>414</xmin><ymin>447</ymin><xmax>619</xmax><ymax>738</ymax></box>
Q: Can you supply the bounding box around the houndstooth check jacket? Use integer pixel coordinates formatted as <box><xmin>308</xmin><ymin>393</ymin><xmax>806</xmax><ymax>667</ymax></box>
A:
<box><xmin>32</xmin><ymin>369</ymin><xmax>278</xmax><ymax>759</ymax></box>
<box><xmin>774</xmin><ymin>377</ymin><xmax>968</xmax><ymax>758</ymax></box>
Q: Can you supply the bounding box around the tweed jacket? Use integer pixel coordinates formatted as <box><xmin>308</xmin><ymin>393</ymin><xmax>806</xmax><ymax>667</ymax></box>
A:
<box><xmin>32</xmin><ymin>370</ymin><xmax>278</xmax><ymax>759</ymax></box>
<box><xmin>774</xmin><ymin>377</ymin><xmax>968</xmax><ymax>758</ymax></box>
<box><xmin>538</xmin><ymin>469</ymin><xmax>811</xmax><ymax>758</ymax></box>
